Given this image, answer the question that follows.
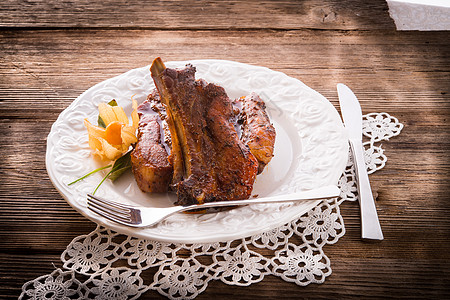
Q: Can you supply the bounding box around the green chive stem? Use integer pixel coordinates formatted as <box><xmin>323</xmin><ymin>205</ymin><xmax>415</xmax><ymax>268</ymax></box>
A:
<box><xmin>92</xmin><ymin>168</ymin><xmax>114</xmax><ymax>195</ymax></box>
<box><xmin>68</xmin><ymin>164</ymin><xmax>112</xmax><ymax>186</ymax></box>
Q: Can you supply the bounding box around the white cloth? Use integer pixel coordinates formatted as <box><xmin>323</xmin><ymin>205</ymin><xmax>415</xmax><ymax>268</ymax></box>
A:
<box><xmin>387</xmin><ymin>0</ymin><xmax>450</xmax><ymax>30</ymax></box>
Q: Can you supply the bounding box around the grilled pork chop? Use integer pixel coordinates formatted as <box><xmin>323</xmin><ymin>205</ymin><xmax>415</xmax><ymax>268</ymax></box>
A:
<box><xmin>150</xmin><ymin>57</ymin><xmax>259</xmax><ymax>205</ymax></box>
<box><xmin>131</xmin><ymin>58</ymin><xmax>276</xmax><ymax>206</ymax></box>
<box><xmin>130</xmin><ymin>109</ymin><xmax>173</xmax><ymax>193</ymax></box>
<box><xmin>234</xmin><ymin>93</ymin><xmax>276</xmax><ymax>174</ymax></box>
<box><xmin>131</xmin><ymin>89</ymin><xmax>173</xmax><ymax>193</ymax></box>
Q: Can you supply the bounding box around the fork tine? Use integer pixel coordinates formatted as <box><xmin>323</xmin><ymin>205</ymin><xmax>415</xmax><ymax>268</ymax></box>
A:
<box><xmin>87</xmin><ymin>198</ymin><xmax>130</xmax><ymax>218</ymax></box>
<box><xmin>87</xmin><ymin>194</ymin><xmax>131</xmax><ymax>211</ymax></box>
<box><xmin>87</xmin><ymin>203</ymin><xmax>133</xmax><ymax>225</ymax></box>
<box><xmin>87</xmin><ymin>200</ymin><xmax>131</xmax><ymax>221</ymax></box>
<box><xmin>87</xmin><ymin>194</ymin><xmax>131</xmax><ymax>214</ymax></box>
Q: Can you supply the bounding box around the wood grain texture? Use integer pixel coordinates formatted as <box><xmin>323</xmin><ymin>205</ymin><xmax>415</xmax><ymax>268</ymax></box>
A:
<box><xmin>1</xmin><ymin>0</ymin><xmax>449</xmax><ymax>298</ymax></box>
<box><xmin>0</xmin><ymin>0</ymin><xmax>394</xmax><ymax>30</ymax></box>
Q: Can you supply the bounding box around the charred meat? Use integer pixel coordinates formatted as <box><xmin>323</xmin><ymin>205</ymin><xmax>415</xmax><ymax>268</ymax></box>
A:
<box><xmin>131</xmin><ymin>57</ymin><xmax>276</xmax><ymax>206</ymax></box>
<box><xmin>130</xmin><ymin>94</ymin><xmax>173</xmax><ymax>193</ymax></box>
<box><xmin>150</xmin><ymin>57</ymin><xmax>260</xmax><ymax>206</ymax></box>
<box><xmin>234</xmin><ymin>93</ymin><xmax>276</xmax><ymax>174</ymax></box>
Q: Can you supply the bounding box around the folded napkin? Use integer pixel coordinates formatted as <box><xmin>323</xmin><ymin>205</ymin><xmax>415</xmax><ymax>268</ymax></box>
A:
<box><xmin>387</xmin><ymin>0</ymin><xmax>450</xmax><ymax>30</ymax></box>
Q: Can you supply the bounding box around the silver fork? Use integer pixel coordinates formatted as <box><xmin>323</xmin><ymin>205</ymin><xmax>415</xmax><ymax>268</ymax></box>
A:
<box><xmin>87</xmin><ymin>185</ymin><xmax>340</xmax><ymax>227</ymax></box>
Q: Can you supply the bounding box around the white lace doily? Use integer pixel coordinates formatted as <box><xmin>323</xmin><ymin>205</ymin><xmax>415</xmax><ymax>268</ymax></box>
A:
<box><xmin>21</xmin><ymin>112</ymin><xmax>403</xmax><ymax>300</ymax></box>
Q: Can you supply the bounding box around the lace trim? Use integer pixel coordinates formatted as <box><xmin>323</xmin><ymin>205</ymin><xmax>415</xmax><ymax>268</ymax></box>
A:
<box><xmin>20</xmin><ymin>112</ymin><xmax>403</xmax><ymax>299</ymax></box>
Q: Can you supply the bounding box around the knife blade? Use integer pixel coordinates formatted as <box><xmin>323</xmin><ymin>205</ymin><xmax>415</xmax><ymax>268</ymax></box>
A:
<box><xmin>337</xmin><ymin>83</ymin><xmax>384</xmax><ymax>240</ymax></box>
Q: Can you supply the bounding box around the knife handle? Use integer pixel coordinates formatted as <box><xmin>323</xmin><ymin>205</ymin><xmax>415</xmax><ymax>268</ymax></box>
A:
<box><xmin>349</xmin><ymin>139</ymin><xmax>384</xmax><ymax>240</ymax></box>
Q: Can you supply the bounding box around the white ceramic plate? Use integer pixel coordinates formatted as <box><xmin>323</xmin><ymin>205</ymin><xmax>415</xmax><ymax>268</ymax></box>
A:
<box><xmin>46</xmin><ymin>60</ymin><xmax>348</xmax><ymax>243</ymax></box>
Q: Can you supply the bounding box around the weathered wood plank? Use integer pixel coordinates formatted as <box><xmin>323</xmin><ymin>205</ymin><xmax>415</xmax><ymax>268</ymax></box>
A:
<box><xmin>0</xmin><ymin>0</ymin><xmax>395</xmax><ymax>30</ymax></box>
<box><xmin>0</xmin><ymin>30</ymin><xmax>448</xmax><ymax>101</ymax></box>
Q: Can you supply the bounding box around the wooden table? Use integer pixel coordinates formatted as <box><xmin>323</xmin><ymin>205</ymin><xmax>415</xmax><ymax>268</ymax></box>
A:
<box><xmin>1</xmin><ymin>1</ymin><xmax>449</xmax><ymax>298</ymax></box>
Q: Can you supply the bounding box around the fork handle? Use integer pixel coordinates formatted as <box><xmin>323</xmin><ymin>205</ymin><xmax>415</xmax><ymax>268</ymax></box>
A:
<box><xmin>350</xmin><ymin>139</ymin><xmax>384</xmax><ymax>240</ymax></box>
<box><xmin>179</xmin><ymin>185</ymin><xmax>341</xmax><ymax>212</ymax></box>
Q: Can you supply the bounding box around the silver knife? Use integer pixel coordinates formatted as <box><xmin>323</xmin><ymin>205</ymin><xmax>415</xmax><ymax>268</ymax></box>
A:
<box><xmin>337</xmin><ymin>83</ymin><xmax>384</xmax><ymax>240</ymax></box>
